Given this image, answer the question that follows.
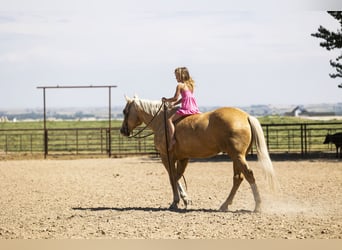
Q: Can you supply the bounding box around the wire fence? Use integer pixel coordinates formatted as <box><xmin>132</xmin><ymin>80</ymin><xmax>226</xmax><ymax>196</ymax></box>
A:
<box><xmin>0</xmin><ymin>122</ymin><xmax>341</xmax><ymax>158</ymax></box>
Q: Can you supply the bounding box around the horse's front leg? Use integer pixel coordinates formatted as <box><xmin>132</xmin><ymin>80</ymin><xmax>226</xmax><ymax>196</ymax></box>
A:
<box><xmin>161</xmin><ymin>155</ymin><xmax>180</xmax><ymax>210</ymax></box>
<box><xmin>177</xmin><ymin>182</ymin><xmax>190</xmax><ymax>208</ymax></box>
<box><xmin>176</xmin><ymin>159</ymin><xmax>191</xmax><ymax>208</ymax></box>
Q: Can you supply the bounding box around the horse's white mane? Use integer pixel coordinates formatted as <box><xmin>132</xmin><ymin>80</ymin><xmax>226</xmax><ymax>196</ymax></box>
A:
<box><xmin>133</xmin><ymin>97</ymin><xmax>163</xmax><ymax>116</ymax></box>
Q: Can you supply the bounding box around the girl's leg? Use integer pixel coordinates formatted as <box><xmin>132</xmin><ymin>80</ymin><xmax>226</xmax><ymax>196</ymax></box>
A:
<box><xmin>167</xmin><ymin>113</ymin><xmax>181</xmax><ymax>150</ymax></box>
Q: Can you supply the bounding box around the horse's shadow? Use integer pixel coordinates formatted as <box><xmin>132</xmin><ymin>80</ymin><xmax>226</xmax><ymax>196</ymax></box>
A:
<box><xmin>72</xmin><ymin>206</ymin><xmax>252</xmax><ymax>214</ymax></box>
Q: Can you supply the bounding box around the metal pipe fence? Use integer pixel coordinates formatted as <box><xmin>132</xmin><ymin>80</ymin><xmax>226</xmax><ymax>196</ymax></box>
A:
<box><xmin>0</xmin><ymin>127</ymin><xmax>157</xmax><ymax>157</ymax></box>
<box><xmin>262</xmin><ymin>122</ymin><xmax>341</xmax><ymax>157</ymax></box>
<box><xmin>0</xmin><ymin>122</ymin><xmax>341</xmax><ymax>158</ymax></box>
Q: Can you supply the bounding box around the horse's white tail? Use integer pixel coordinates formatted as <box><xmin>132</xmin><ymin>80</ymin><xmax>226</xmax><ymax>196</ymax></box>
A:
<box><xmin>248</xmin><ymin>116</ymin><xmax>278</xmax><ymax>190</ymax></box>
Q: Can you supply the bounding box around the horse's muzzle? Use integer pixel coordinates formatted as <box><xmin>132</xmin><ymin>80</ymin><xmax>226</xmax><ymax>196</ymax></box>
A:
<box><xmin>120</xmin><ymin>125</ymin><xmax>130</xmax><ymax>137</ymax></box>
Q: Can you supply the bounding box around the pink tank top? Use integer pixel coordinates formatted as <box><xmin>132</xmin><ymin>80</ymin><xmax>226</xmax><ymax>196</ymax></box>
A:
<box><xmin>176</xmin><ymin>90</ymin><xmax>200</xmax><ymax>116</ymax></box>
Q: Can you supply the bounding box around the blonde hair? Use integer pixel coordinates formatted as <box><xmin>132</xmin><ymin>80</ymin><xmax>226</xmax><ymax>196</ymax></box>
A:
<box><xmin>175</xmin><ymin>67</ymin><xmax>195</xmax><ymax>91</ymax></box>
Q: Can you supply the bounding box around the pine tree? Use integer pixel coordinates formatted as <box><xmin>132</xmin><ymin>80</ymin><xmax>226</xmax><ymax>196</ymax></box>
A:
<box><xmin>312</xmin><ymin>11</ymin><xmax>342</xmax><ymax>88</ymax></box>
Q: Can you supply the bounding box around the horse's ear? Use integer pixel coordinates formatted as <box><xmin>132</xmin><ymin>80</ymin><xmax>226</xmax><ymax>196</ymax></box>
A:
<box><xmin>124</xmin><ymin>94</ymin><xmax>131</xmax><ymax>102</ymax></box>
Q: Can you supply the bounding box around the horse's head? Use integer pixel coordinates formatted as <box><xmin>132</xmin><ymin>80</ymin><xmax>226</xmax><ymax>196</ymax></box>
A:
<box><xmin>120</xmin><ymin>95</ymin><xmax>143</xmax><ymax>136</ymax></box>
<box><xmin>323</xmin><ymin>134</ymin><xmax>332</xmax><ymax>144</ymax></box>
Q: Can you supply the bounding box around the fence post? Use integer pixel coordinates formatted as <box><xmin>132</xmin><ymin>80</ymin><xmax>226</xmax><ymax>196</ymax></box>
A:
<box><xmin>5</xmin><ymin>134</ymin><xmax>8</xmax><ymax>154</ymax></box>
<box><xmin>300</xmin><ymin>124</ymin><xmax>304</xmax><ymax>157</ymax></box>
<box><xmin>100</xmin><ymin>128</ymin><xmax>103</xmax><ymax>153</ymax></box>
<box><xmin>76</xmin><ymin>129</ymin><xmax>79</xmax><ymax>155</ymax></box>
<box><xmin>43</xmin><ymin>87</ymin><xmax>48</xmax><ymax>159</ymax></box>
<box><xmin>304</xmin><ymin>124</ymin><xmax>307</xmax><ymax>156</ymax></box>
<box><xmin>108</xmin><ymin>86</ymin><xmax>112</xmax><ymax>158</ymax></box>
<box><xmin>304</xmin><ymin>124</ymin><xmax>308</xmax><ymax>155</ymax></box>
<box><xmin>300</xmin><ymin>124</ymin><xmax>308</xmax><ymax>157</ymax></box>
<box><xmin>265</xmin><ymin>125</ymin><xmax>269</xmax><ymax>150</ymax></box>
<box><xmin>30</xmin><ymin>134</ymin><xmax>33</xmax><ymax>154</ymax></box>
<box><xmin>44</xmin><ymin>129</ymin><xmax>48</xmax><ymax>158</ymax></box>
<box><xmin>106</xmin><ymin>128</ymin><xmax>110</xmax><ymax>155</ymax></box>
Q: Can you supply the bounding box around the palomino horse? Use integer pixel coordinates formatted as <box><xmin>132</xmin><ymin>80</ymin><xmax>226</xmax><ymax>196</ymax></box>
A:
<box><xmin>120</xmin><ymin>96</ymin><xmax>277</xmax><ymax>212</ymax></box>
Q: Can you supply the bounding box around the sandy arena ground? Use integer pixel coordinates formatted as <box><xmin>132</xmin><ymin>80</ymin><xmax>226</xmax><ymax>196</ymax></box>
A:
<box><xmin>0</xmin><ymin>156</ymin><xmax>341</xmax><ymax>239</ymax></box>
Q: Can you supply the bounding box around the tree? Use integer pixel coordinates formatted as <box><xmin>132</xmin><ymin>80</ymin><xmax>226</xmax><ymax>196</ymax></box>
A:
<box><xmin>312</xmin><ymin>11</ymin><xmax>342</xmax><ymax>88</ymax></box>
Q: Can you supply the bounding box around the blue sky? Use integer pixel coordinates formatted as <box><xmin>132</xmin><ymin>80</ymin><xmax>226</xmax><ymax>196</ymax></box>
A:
<box><xmin>0</xmin><ymin>0</ymin><xmax>341</xmax><ymax>109</ymax></box>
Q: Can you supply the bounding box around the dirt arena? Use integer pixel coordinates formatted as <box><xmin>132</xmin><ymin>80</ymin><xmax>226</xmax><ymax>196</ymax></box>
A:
<box><xmin>0</xmin><ymin>156</ymin><xmax>341</xmax><ymax>239</ymax></box>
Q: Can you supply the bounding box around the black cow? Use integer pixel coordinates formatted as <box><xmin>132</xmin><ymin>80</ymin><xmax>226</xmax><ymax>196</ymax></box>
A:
<box><xmin>323</xmin><ymin>132</ymin><xmax>342</xmax><ymax>158</ymax></box>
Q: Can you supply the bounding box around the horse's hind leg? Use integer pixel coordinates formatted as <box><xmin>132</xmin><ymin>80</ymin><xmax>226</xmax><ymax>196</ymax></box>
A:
<box><xmin>238</xmin><ymin>156</ymin><xmax>261</xmax><ymax>212</ymax></box>
<box><xmin>220</xmin><ymin>156</ymin><xmax>261</xmax><ymax>212</ymax></box>
<box><xmin>219</xmin><ymin>160</ymin><xmax>244</xmax><ymax>212</ymax></box>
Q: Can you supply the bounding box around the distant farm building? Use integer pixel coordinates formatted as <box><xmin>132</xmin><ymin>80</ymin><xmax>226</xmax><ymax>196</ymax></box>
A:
<box><xmin>0</xmin><ymin>116</ymin><xmax>9</xmax><ymax>122</ymax></box>
<box><xmin>285</xmin><ymin>105</ymin><xmax>335</xmax><ymax>117</ymax></box>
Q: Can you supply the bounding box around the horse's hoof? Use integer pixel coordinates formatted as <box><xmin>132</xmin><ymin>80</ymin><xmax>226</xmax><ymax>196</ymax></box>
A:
<box><xmin>169</xmin><ymin>203</ymin><xmax>179</xmax><ymax>211</ymax></box>
<box><xmin>219</xmin><ymin>205</ymin><xmax>228</xmax><ymax>212</ymax></box>
<box><xmin>254</xmin><ymin>205</ymin><xmax>261</xmax><ymax>213</ymax></box>
<box><xmin>183</xmin><ymin>198</ymin><xmax>192</xmax><ymax>208</ymax></box>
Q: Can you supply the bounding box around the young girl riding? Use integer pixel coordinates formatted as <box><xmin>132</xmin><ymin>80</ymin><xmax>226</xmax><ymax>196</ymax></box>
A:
<box><xmin>162</xmin><ymin>67</ymin><xmax>200</xmax><ymax>150</ymax></box>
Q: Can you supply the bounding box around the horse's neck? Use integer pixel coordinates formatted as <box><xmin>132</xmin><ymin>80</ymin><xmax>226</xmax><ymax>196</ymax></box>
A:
<box><xmin>139</xmin><ymin>110</ymin><xmax>158</xmax><ymax>127</ymax></box>
<box><xmin>135</xmin><ymin>100</ymin><xmax>164</xmax><ymax>132</ymax></box>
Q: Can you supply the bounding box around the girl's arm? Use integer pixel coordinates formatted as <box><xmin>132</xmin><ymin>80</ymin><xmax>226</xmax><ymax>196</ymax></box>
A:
<box><xmin>173</xmin><ymin>98</ymin><xmax>182</xmax><ymax>106</ymax></box>
<box><xmin>162</xmin><ymin>84</ymin><xmax>182</xmax><ymax>103</ymax></box>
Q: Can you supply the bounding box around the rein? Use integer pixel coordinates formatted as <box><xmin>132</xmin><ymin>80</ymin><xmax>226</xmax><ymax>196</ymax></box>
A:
<box><xmin>163</xmin><ymin>102</ymin><xmax>176</xmax><ymax>194</ymax></box>
<box><xmin>162</xmin><ymin>102</ymin><xmax>188</xmax><ymax>193</ymax></box>
<box><xmin>128</xmin><ymin>101</ymin><xmax>164</xmax><ymax>139</ymax></box>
